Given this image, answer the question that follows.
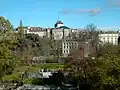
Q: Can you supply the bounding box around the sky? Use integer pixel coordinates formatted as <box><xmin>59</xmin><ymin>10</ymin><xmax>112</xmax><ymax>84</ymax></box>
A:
<box><xmin>1</xmin><ymin>0</ymin><xmax>120</xmax><ymax>29</ymax></box>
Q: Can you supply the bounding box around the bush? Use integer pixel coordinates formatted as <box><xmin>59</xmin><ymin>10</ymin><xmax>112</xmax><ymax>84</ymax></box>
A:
<box><xmin>27</xmin><ymin>67</ymin><xmax>39</xmax><ymax>73</ymax></box>
<box><xmin>23</xmin><ymin>78</ymin><xmax>33</xmax><ymax>84</ymax></box>
<box><xmin>32</xmin><ymin>78</ymin><xmax>41</xmax><ymax>85</ymax></box>
<box><xmin>23</xmin><ymin>78</ymin><xmax>41</xmax><ymax>85</ymax></box>
<box><xmin>2</xmin><ymin>74</ymin><xmax>21</xmax><ymax>83</ymax></box>
<box><xmin>45</xmin><ymin>59</ymin><xmax>58</xmax><ymax>63</ymax></box>
<box><xmin>38</xmin><ymin>64</ymin><xmax>64</xmax><ymax>70</ymax></box>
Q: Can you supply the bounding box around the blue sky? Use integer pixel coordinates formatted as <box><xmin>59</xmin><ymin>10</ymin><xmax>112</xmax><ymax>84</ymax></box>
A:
<box><xmin>1</xmin><ymin>0</ymin><xmax>120</xmax><ymax>29</ymax></box>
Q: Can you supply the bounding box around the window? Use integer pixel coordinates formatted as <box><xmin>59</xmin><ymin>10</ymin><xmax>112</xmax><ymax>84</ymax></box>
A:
<box><xmin>107</xmin><ymin>37</ymin><xmax>109</xmax><ymax>43</ymax></box>
<box><xmin>75</xmin><ymin>43</ymin><xmax>76</xmax><ymax>46</ymax></box>
<box><xmin>64</xmin><ymin>50</ymin><xmax>65</xmax><ymax>54</ymax></box>
<box><xmin>67</xmin><ymin>45</ymin><xmax>69</xmax><ymax>49</ymax></box>
<box><xmin>67</xmin><ymin>43</ymin><xmax>68</xmax><ymax>46</ymax></box>
<box><xmin>66</xmin><ymin>50</ymin><xmax>69</xmax><ymax>53</ymax></box>
<box><xmin>111</xmin><ymin>37</ymin><xmax>113</xmax><ymax>42</ymax></box>
<box><xmin>72</xmin><ymin>43</ymin><xmax>73</xmax><ymax>46</ymax></box>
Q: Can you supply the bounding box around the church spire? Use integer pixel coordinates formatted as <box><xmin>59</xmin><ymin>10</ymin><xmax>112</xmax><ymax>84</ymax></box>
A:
<box><xmin>58</xmin><ymin>14</ymin><xmax>59</xmax><ymax>21</ymax></box>
<box><xmin>57</xmin><ymin>12</ymin><xmax>60</xmax><ymax>21</ymax></box>
<box><xmin>19</xmin><ymin>20</ymin><xmax>23</xmax><ymax>27</ymax></box>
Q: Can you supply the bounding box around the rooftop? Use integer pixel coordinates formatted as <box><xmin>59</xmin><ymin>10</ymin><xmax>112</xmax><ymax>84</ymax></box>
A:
<box><xmin>56</xmin><ymin>20</ymin><xmax>63</xmax><ymax>24</ymax></box>
<box><xmin>57</xmin><ymin>26</ymin><xmax>69</xmax><ymax>29</ymax></box>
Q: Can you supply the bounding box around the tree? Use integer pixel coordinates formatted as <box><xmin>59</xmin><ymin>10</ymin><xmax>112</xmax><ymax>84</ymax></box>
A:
<box><xmin>20</xmin><ymin>44</ymin><xmax>34</xmax><ymax>66</ymax></box>
<box><xmin>96</xmin><ymin>44</ymin><xmax>120</xmax><ymax>90</ymax></box>
<box><xmin>16</xmin><ymin>33</ymin><xmax>53</xmax><ymax>65</ymax></box>
<box><xmin>17</xmin><ymin>20</ymin><xmax>24</xmax><ymax>37</ymax></box>
<box><xmin>0</xmin><ymin>16</ymin><xmax>13</xmax><ymax>31</ymax></box>
<box><xmin>85</xmin><ymin>24</ymin><xmax>100</xmax><ymax>56</ymax></box>
<box><xmin>0</xmin><ymin>17</ymin><xmax>18</xmax><ymax>81</ymax></box>
<box><xmin>98</xmin><ymin>43</ymin><xmax>118</xmax><ymax>57</ymax></box>
<box><xmin>25</xmin><ymin>33</ymin><xmax>42</xmax><ymax>56</ymax></box>
<box><xmin>66</xmin><ymin>46</ymin><xmax>100</xmax><ymax>89</ymax></box>
<box><xmin>66</xmin><ymin>42</ymin><xmax>120</xmax><ymax>90</ymax></box>
<box><xmin>16</xmin><ymin>34</ymin><xmax>34</xmax><ymax>66</ymax></box>
<box><xmin>85</xmin><ymin>24</ymin><xmax>97</xmax><ymax>32</ymax></box>
<box><xmin>71</xmin><ymin>32</ymin><xmax>78</xmax><ymax>40</ymax></box>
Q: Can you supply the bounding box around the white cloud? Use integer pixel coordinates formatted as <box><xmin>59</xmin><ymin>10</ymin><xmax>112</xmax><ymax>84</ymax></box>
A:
<box><xmin>107</xmin><ymin>0</ymin><xmax>120</xmax><ymax>7</ymax></box>
<box><xmin>60</xmin><ymin>8</ymin><xmax>102</xmax><ymax>16</ymax></box>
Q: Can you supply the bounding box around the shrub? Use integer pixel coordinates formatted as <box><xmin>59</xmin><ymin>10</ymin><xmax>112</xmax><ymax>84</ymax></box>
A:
<box><xmin>23</xmin><ymin>78</ymin><xmax>33</xmax><ymax>84</ymax></box>
<box><xmin>2</xmin><ymin>73</ymin><xmax>21</xmax><ymax>83</ymax></box>
<box><xmin>23</xmin><ymin>78</ymin><xmax>41</xmax><ymax>85</ymax></box>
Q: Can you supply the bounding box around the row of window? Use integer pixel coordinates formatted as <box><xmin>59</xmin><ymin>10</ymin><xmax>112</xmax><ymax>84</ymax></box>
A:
<box><xmin>63</xmin><ymin>42</ymin><xmax>78</xmax><ymax>46</ymax></box>
<box><xmin>102</xmin><ymin>37</ymin><xmax>117</xmax><ymax>40</ymax></box>
<box><xmin>63</xmin><ymin>50</ymin><xmax>69</xmax><ymax>54</ymax></box>
<box><xmin>102</xmin><ymin>38</ymin><xmax>118</xmax><ymax>44</ymax></box>
<box><xmin>99</xmin><ymin>34</ymin><xmax>118</xmax><ymax>37</ymax></box>
<box><xmin>63</xmin><ymin>45</ymin><xmax>77</xmax><ymax>49</ymax></box>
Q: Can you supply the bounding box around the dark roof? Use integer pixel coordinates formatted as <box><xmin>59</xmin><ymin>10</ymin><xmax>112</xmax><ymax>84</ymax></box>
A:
<box><xmin>56</xmin><ymin>20</ymin><xmax>63</xmax><ymax>24</ymax></box>
<box><xmin>27</xmin><ymin>27</ymin><xmax>47</xmax><ymax>32</ymax></box>
<box><xmin>58</xmin><ymin>26</ymin><xmax>69</xmax><ymax>29</ymax></box>
<box><xmin>54</xmin><ymin>20</ymin><xmax>64</xmax><ymax>28</ymax></box>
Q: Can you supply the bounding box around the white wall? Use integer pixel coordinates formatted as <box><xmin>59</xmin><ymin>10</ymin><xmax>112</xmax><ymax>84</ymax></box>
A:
<box><xmin>52</xmin><ymin>29</ymin><xmax>63</xmax><ymax>40</ymax></box>
<box><xmin>99</xmin><ymin>33</ymin><xmax>118</xmax><ymax>45</ymax></box>
<box><xmin>57</xmin><ymin>24</ymin><xmax>64</xmax><ymax>28</ymax></box>
<box><xmin>62</xmin><ymin>41</ymin><xmax>79</xmax><ymax>57</ymax></box>
<box><xmin>25</xmin><ymin>30</ymin><xmax>47</xmax><ymax>37</ymax></box>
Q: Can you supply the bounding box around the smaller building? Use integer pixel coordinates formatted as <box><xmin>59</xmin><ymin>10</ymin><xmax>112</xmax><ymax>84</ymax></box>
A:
<box><xmin>99</xmin><ymin>31</ymin><xmax>118</xmax><ymax>45</ymax></box>
<box><xmin>23</xmin><ymin>27</ymin><xmax>49</xmax><ymax>38</ymax></box>
<box><xmin>62</xmin><ymin>39</ymin><xmax>79</xmax><ymax>57</ymax></box>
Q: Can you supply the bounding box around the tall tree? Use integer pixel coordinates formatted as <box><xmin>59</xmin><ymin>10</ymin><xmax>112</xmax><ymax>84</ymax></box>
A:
<box><xmin>0</xmin><ymin>16</ymin><xmax>18</xmax><ymax>80</ymax></box>
<box><xmin>85</xmin><ymin>24</ymin><xmax>100</xmax><ymax>55</ymax></box>
<box><xmin>66</xmin><ymin>47</ymin><xmax>99</xmax><ymax>89</ymax></box>
<box><xmin>0</xmin><ymin>16</ymin><xmax>13</xmax><ymax>31</ymax></box>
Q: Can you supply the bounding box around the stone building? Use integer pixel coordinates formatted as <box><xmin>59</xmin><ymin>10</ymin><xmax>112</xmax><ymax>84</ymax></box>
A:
<box><xmin>99</xmin><ymin>31</ymin><xmax>119</xmax><ymax>45</ymax></box>
<box><xmin>15</xmin><ymin>20</ymin><xmax>120</xmax><ymax>58</ymax></box>
<box><xmin>24</xmin><ymin>27</ymin><xmax>49</xmax><ymax>37</ymax></box>
<box><xmin>62</xmin><ymin>39</ymin><xmax>79</xmax><ymax>57</ymax></box>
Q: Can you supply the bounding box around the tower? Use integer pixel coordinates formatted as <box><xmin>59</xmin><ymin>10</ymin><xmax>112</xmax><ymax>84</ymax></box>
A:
<box><xmin>18</xmin><ymin>20</ymin><xmax>24</xmax><ymax>35</ymax></box>
<box><xmin>19</xmin><ymin>20</ymin><xmax>23</xmax><ymax>27</ymax></box>
<box><xmin>54</xmin><ymin>20</ymin><xmax>64</xmax><ymax>28</ymax></box>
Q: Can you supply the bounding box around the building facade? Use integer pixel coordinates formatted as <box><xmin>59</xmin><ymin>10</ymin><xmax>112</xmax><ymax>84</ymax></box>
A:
<box><xmin>15</xmin><ymin>20</ymin><xmax>120</xmax><ymax>57</ymax></box>
<box><xmin>99</xmin><ymin>31</ymin><xmax>119</xmax><ymax>45</ymax></box>
<box><xmin>24</xmin><ymin>27</ymin><xmax>48</xmax><ymax>37</ymax></box>
<box><xmin>62</xmin><ymin>40</ymin><xmax>79</xmax><ymax>57</ymax></box>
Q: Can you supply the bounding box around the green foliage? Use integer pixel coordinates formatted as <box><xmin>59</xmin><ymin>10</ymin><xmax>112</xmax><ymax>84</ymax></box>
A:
<box><xmin>23</xmin><ymin>78</ymin><xmax>33</xmax><ymax>84</ymax></box>
<box><xmin>37</xmin><ymin>64</ymin><xmax>64</xmax><ymax>69</ymax></box>
<box><xmin>2</xmin><ymin>73</ymin><xmax>21</xmax><ymax>82</ymax></box>
<box><xmin>1</xmin><ymin>16</ymin><xmax>120</xmax><ymax>89</ymax></box>
<box><xmin>98</xmin><ymin>43</ymin><xmax>118</xmax><ymax>56</ymax></box>
<box><xmin>17</xmin><ymin>33</ymin><xmax>51</xmax><ymax>60</ymax></box>
<box><xmin>0</xmin><ymin>17</ymin><xmax>18</xmax><ymax>80</ymax></box>
<box><xmin>31</xmin><ymin>78</ymin><xmax>41</xmax><ymax>85</ymax></box>
<box><xmin>23</xmin><ymin>78</ymin><xmax>41</xmax><ymax>85</ymax></box>
<box><xmin>96</xmin><ymin>49</ymin><xmax>120</xmax><ymax>89</ymax></box>
<box><xmin>27</xmin><ymin>67</ymin><xmax>40</xmax><ymax>73</ymax></box>
<box><xmin>45</xmin><ymin>57</ymin><xmax>58</xmax><ymax>63</ymax></box>
<box><xmin>0</xmin><ymin>16</ymin><xmax>13</xmax><ymax>31</ymax></box>
<box><xmin>66</xmin><ymin>43</ymin><xmax>120</xmax><ymax>90</ymax></box>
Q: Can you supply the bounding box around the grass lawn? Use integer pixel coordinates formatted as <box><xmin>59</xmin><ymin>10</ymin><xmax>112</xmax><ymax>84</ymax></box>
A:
<box><xmin>2</xmin><ymin>63</ymin><xmax>65</xmax><ymax>82</ymax></box>
<box><xmin>13</xmin><ymin>63</ymin><xmax>64</xmax><ymax>74</ymax></box>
